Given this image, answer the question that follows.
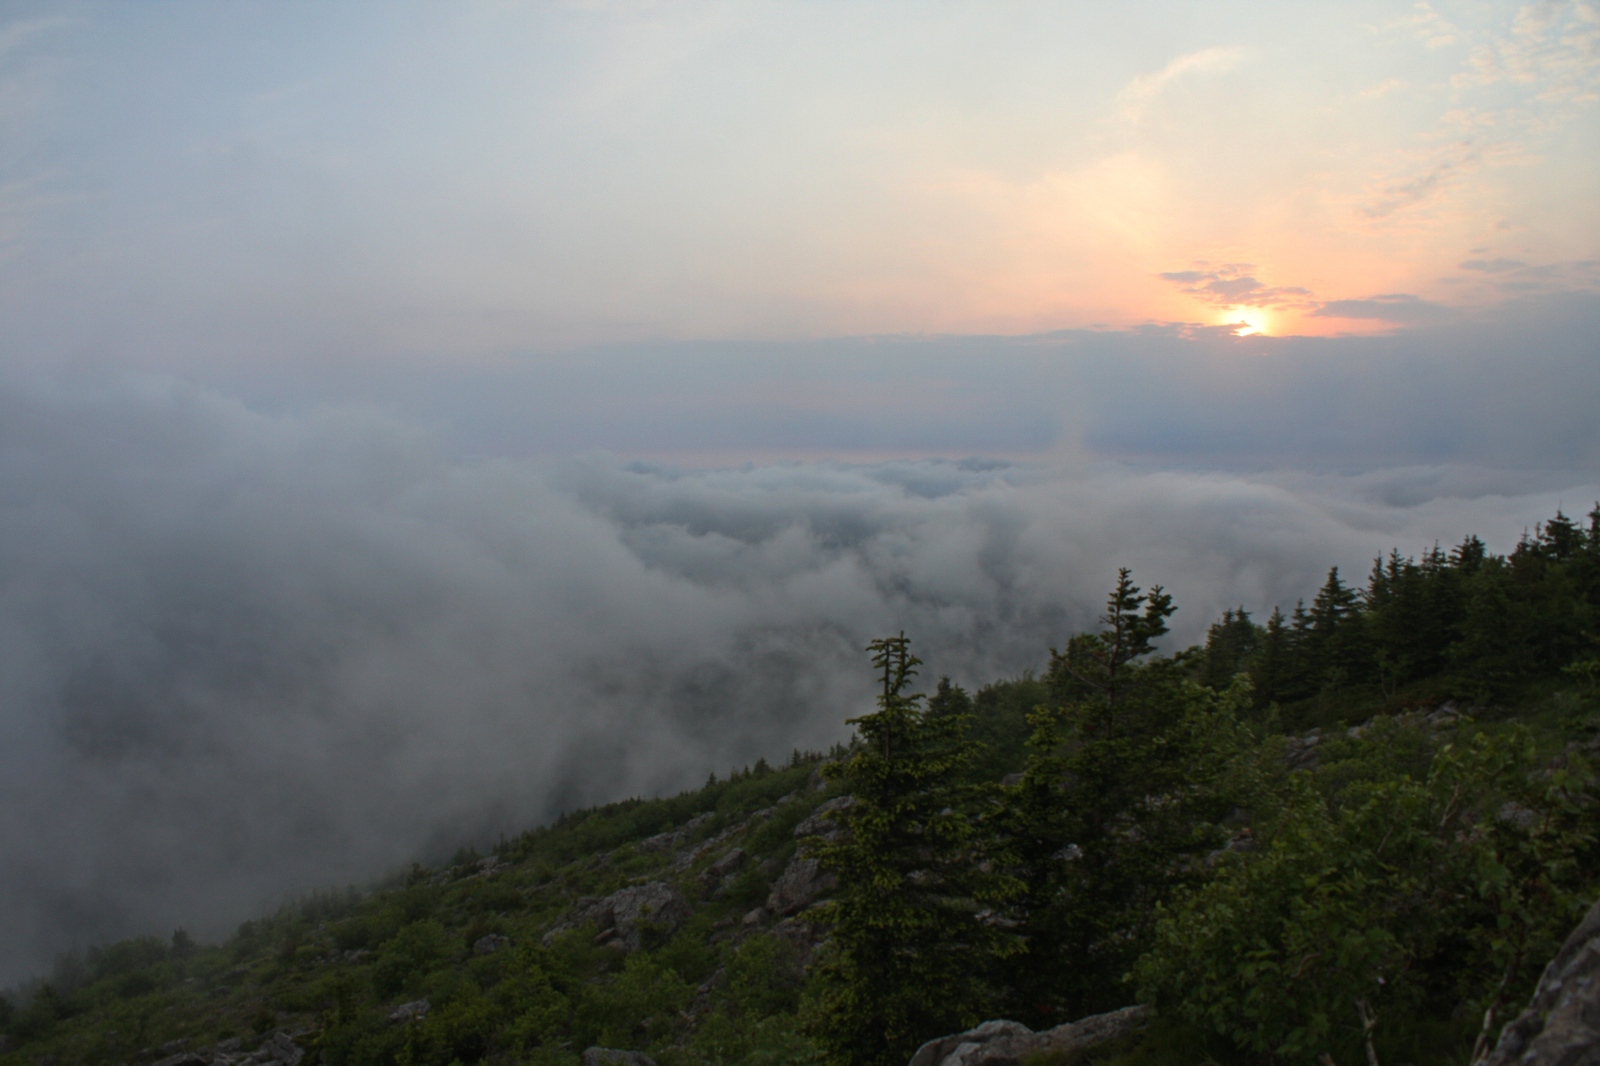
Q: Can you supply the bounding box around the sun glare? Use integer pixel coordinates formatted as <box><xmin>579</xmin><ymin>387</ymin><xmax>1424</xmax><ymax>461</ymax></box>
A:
<box><xmin>1225</xmin><ymin>306</ymin><xmax>1272</xmax><ymax>336</ymax></box>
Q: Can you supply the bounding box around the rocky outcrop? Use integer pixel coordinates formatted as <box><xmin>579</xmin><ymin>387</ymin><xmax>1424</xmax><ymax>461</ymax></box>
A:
<box><xmin>1482</xmin><ymin>898</ymin><xmax>1600</xmax><ymax>1066</ymax></box>
<box><xmin>545</xmin><ymin>881</ymin><xmax>693</xmax><ymax>951</ymax></box>
<box><xmin>794</xmin><ymin>796</ymin><xmax>854</xmax><ymax>844</ymax></box>
<box><xmin>907</xmin><ymin>1006</ymin><xmax>1152</xmax><ymax>1066</ymax></box>
<box><xmin>161</xmin><ymin>1031</ymin><xmax>305</xmax><ymax>1066</ymax></box>
<box><xmin>765</xmin><ymin>857</ymin><xmax>837</xmax><ymax>917</ymax></box>
<box><xmin>582</xmin><ymin>1049</ymin><xmax>658</xmax><ymax>1066</ymax></box>
<box><xmin>473</xmin><ymin>933</ymin><xmax>510</xmax><ymax>955</ymax></box>
<box><xmin>390</xmin><ymin>999</ymin><xmax>431</xmax><ymax>1023</ymax></box>
<box><xmin>639</xmin><ymin>813</ymin><xmax>714</xmax><ymax>853</ymax></box>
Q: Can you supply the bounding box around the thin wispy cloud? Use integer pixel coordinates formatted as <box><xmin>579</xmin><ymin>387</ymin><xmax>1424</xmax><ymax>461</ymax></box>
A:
<box><xmin>1361</xmin><ymin>0</ymin><xmax>1599</xmax><ymax>220</ymax></box>
<box><xmin>1115</xmin><ymin>45</ymin><xmax>1248</xmax><ymax>123</ymax></box>
<box><xmin>1156</xmin><ymin>264</ymin><xmax>1313</xmax><ymax>310</ymax></box>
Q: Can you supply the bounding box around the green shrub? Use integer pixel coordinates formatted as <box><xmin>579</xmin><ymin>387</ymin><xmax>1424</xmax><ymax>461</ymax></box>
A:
<box><xmin>372</xmin><ymin>920</ymin><xmax>454</xmax><ymax>997</ymax></box>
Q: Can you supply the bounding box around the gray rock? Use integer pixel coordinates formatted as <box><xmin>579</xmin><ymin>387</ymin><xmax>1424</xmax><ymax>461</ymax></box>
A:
<box><xmin>707</xmin><ymin>848</ymin><xmax>747</xmax><ymax>879</ymax></box>
<box><xmin>1483</xmin><ymin>897</ymin><xmax>1600</xmax><ymax>1066</ymax></box>
<box><xmin>253</xmin><ymin>1032</ymin><xmax>305</xmax><ymax>1066</ymax></box>
<box><xmin>1282</xmin><ymin>730</ymin><xmax>1323</xmax><ymax>772</ymax></box>
<box><xmin>608</xmin><ymin>882</ymin><xmax>694</xmax><ymax>950</ymax></box>
<box><xmin>766</xmin><ymin>857</ymin><xmax>838</xmax><ymax>916</ymax></box>
<box><xmin>771</xmin><ymin>914</ymin><xmax>827</xmax><ymax>966</ymax></box>
<box><xmin>582</xmin><ymin>1049</ymin><xmax>658</xmax><ymax>1066</ymax></box>
<box><xmin>390</xmin><ymin>999</ymin><xmax>431</xmax><ymax>1023</ymax></box>
<box><xmin>907</xmin><ymin>1006</ymin><xmax>1152</xmax><ymax>1066</ymax></box>
<box><xmin>473</xmin><ymin>933</ymin><xmax>511</xmax><ymax>955</ymax></box>
<box><xmin>151</xmin><ymin>1055</ymin><xmax>207</xmax><ymax>1066</ymax></box>
<box><xmin>1498</xmin><ymin>802</ymin><xmax>1542</xmax><ymax>831</ymax></box>
<box><xmin>545</xmin><ymin>881</ymin><xmax>692</xmax><ymax>950</ymax></box>
<box><xmin>794</xmin><ymin>796</ymin><xmax>855</xmax><ymax>844</ymax></box>
<box><xmin>640</xmin><ymin>813</ymin><xmax>715</xmax><ymax>852</ymax></box>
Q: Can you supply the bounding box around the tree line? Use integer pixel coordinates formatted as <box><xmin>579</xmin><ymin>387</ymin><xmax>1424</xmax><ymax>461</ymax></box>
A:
<box><xmin>803</xmin><ymin>507</ymin><xmax>1600</xmax><ymax>1066</ymax></box>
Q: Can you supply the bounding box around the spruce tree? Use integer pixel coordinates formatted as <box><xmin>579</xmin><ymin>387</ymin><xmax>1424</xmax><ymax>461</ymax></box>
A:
<box><xmin>804</xmin><ymin>636</ymin><xmax>1017</xmax><ymax>1066</ymax></box>
<box><xmin>997</xmin><ymin>571</ymin><xmax>1245</xmax><ymax>1024</ymax></box>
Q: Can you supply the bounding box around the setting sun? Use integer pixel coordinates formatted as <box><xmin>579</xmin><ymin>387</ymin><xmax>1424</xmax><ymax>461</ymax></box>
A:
<box><xmin>1225</xmin><ymin>306</ymin><xmax>1273</xmax><ymax>336</ymax></box>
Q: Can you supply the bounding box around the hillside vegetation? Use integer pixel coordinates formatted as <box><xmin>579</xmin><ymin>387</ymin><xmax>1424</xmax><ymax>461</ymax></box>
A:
<box><xmin>4</xmin><ymin>507</ymin><xmax>1599</xmax><ymax>1066</ymax></box>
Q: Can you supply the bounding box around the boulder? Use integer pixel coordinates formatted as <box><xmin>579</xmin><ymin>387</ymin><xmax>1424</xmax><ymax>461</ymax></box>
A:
<box><xmin>545</xmin><ymin>881</ymin><xmax>693</xmax><ymax>951</ymax></box>
<box><xmin>582</xmin><ymin>1049</ymin><xmax>658</xmax><ymax>1066</ymax></box>
<box><xmin>473</xmin><ymin>933</ymin><xmax>511</xmax><ymax>955</ymax></box>
<box><xmin>771</xmin><ymin>914</ymin><xmax>826</xmax><ymax>967</ymax></box>
<box><xmin>151</xmin><ymin>1055</ymin><xmax>207</xmax><ymax>1066</ymax></box>
<box><xmin>1282</xmin><ymin>730</ymin><xmax>1322</xmax><ymax>772</ymax></box>
<box><xmin>639</xmin><ymin>812</ymin><xmax>714</xmax><ymax>852</ymax></box>
<box><xmin>907</xmin><ymin>1006</ymin><xmax>1152</xmax><ymax>1066</ymax></box>
<box><xmin>257</xmin><ymin>1032</ymin><xmax>306</xmax><ymax>1066</ymax></box>
<box><xmin>794</xmin><ymin>796</ymin><xmax>855</xmax><ymax>844</ymax></box>
<box><xmin>389</xmin><ymin>999</ymin><xmax>431</xmax><ymax>1023</ymax></box>
<box><xmin>1482</xmin><ymin>897</ymin><xmax>1600</xmax><ymax>1065</ymax></box>
<box><xmin>706</xmin><ymin>848</ymin><xmax>747</xmax><ymax>879</ymax></box>
<box><xmin>608</xmin><ymin>882</ymin><xmax>694</xmax><ymax>950</ymax></box>
<box><xmin>766</xmin><ymin>857</ymin><xmax>838</xmax><ymax>917</ymax></box>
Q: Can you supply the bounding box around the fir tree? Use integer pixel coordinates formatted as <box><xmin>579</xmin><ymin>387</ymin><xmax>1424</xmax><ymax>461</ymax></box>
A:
<box><xmin>804</xmin><ymin>636</ymin><xmax>1018</xmax><ymax>1066</ymax></box>
<box><xmin>997</xmin><ymin>572</ymin><xmax>1244</xmax><ymax>1024</ymax></box>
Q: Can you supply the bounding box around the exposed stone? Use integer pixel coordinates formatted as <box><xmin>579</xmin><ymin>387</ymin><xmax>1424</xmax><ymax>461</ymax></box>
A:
<box><xmin>770</xmin><ymin>914</ymin><xmax>827</xmax><ymax>967</ymax></box>
<box><xmin>582</xmin><ymin>1048</ymin><xmax>658</xmax><ymax>1066</ymax></box>
<box><xmin>1482</xmin><ymin>897</ymin><xmax>1600</xmax><ymax>1066</ymax></box>
<box><xmin>907</xmin><ymin>1006</ymin><xmax>1152</xmax><ymax>1066</ymax></box>
<box><xmin>544</xmin><ymin>881</ymin><xmax>693</xmax><ymax>950</ymax></box>
<box><xmin>767</xmin><ymin>857</ymin><xmax>838</xmax><ymax>917</ymax></box>
<box><xmin>608</xmin><ymin>882</ymin><xmax>694</xmax><ymax>950</ymax></box>
<box><xmin>1283</xmin><ymin>730</ymin><xmax>1323</xmax><ymax>772</ymax></box>
<box><xmin>706</xmin><ymin>848</ymin><xmax>747</xmax><ymax>879</ymax></box>
<box><xmin>794</xmin><ymin>796</ymin><xmax>854</xmax><ymax>844</ymax></box>
<box><xmin>1497</xmin><ymin>802</ymin><xmax>1542</xmax><ymax>831</ymax></box>
<box><xmin>251</xmin><ymin>1032</ymin><xmax>305</xmax><ymax>1066</ymax></box>
<box><xmin>639</xmin><ymin>813</ymin><xmax>714</xmax><ymax>853</ymax></box>
<box><xmin>151</xmin><ymin>1055</ymin><xmax>206</xmax><ymax>1066</ymax></box>
<box><xmin>742</xmin><ymin>907</ymin><xmax>767</xmax><ymax>927</ymax></box>
<box><xmin>389</xmin><ymin>999</ymin><xmax>431</xmax><ymax>1023</ymax></box>
<box><xmin>473</xmin><ymin>933</ymin><xmax>511</xmax><ymax>955</ymax></box>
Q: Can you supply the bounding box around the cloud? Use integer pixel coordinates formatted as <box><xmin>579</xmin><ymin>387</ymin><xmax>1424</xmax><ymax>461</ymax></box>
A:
<box><xmin>1116</xmin><ymin>46</ymin><xmax>1248</xmax><ymax>122</ymax></box>
<box><xmin>1157</xmin><ymin>263</ymin><xmax>1314</xmax><ymax>308</ymax></box>
<box><xmin>1363</xmin><ymin>0</ymin><xmax>1600</xmax><ymax>220</ymax></box>
<box><xmin>1309</xmin><ymin>292</ymin><xmax>1458</xmax><ymax>323</ymax></box>
<box><xmin>1</xmin><ymin>357</ymin><xmax>1598</xmax><ymax>983</ymax></box>
<box><xmin>1460</xmin><ymin>257</ymin><xmax>1527</xmax><ymax>273</ymax></box>
<box><xmin>1405</xmin><ymin>2</ymin><xmax>1464</xmax><ymax>50</ymax></box>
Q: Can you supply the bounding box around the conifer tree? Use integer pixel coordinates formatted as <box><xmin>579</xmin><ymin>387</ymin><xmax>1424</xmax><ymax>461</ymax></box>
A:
<box><xmin>804</xmin><ymin>636</ymin><xmax>1017</xmax><ymax>1066</ymax></box>
<box><xmin>997</xmin><ymin>572</ymin><xmax>1246</xmax><ymax>1025</ymax></box>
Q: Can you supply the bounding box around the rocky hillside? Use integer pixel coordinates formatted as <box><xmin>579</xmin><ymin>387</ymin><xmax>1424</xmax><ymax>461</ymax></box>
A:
<box><xmin>0</xmin><ymin>756</ymin><xmax>854</xmax><ymax>1066</ymax></box>
<box><xmin>5</xmin><ymin>507</ymin><xmax>1599</xmax><ymax>1066</ymax></box>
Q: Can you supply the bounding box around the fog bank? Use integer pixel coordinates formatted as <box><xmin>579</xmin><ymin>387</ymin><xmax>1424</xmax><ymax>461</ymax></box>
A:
<box><xmin>1</xmin><ymin>377</ymin><xmax>1594</xmax><ymax>982</ymax></box>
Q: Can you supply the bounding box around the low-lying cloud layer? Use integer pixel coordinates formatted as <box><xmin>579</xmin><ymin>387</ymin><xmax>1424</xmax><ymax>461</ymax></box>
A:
<box><xmin>2</xmin><ymin>376</ymin><xmax>1596</xmax><ymax>983</ymax></box>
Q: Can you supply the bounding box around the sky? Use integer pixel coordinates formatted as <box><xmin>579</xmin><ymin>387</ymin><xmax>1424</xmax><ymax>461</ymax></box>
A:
<box><xmin>0</xmin><ymin>1</ymin><xmax>1597</xmax><ymax>983</ymax></box>
<box><xmin>2</xmin><ymin>0</ymin><xmax>1596</xmax><ymax>367</ymax></box>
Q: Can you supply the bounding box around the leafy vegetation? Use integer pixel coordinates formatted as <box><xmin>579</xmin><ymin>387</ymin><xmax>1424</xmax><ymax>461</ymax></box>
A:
<box><xmin>3</xmin><ymin>507</ymin><xmax>1598</xmax><ymax>1066</ymax></box>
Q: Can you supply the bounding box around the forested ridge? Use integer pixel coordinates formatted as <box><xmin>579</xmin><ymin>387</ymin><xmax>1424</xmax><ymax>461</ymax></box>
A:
<box><xmin>6</xmin><ymin>507</ymin><xmax>1600</xmax><ymax>1066</ymax></box>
